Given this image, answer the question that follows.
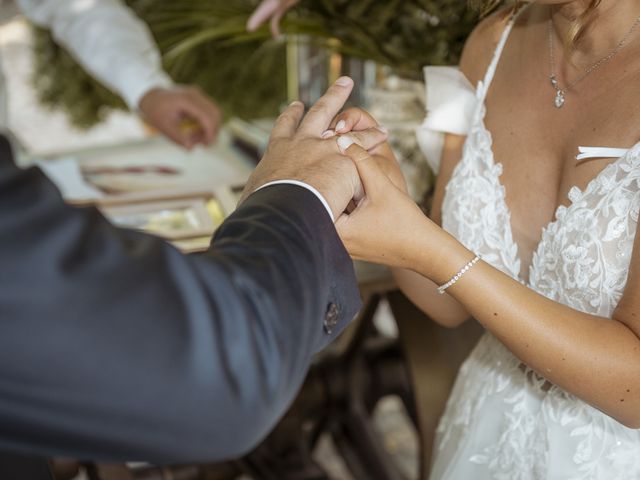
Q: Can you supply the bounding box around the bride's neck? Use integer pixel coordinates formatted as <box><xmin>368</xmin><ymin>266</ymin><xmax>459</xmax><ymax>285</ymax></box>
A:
<box><xmin>550</xmin><ymin>0</ymin><xmax>640</xmax><ymax>62</ymax></box>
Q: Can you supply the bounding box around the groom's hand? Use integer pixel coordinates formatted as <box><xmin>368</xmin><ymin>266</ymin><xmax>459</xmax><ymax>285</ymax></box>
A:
<box><xmin>242</xmin><ymin>77</ymin><xmax>388</xmax><ymax>220</ymax></box>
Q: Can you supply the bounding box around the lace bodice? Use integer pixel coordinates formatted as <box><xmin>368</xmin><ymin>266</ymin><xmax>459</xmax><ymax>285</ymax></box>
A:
<box><xmin>422</xmin><ymin>9</ymin><xmax>640</xmax><ymax>480</ymax></box>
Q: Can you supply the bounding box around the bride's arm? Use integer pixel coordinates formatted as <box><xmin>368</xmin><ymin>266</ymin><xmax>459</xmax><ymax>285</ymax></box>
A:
<box><xmin>393</xmin><ymin>133</ymin><xmax>471</xmax><ymax>327</ymax></box>
<box><xmin>336</xmin><ymin>142</ymin><xmax>640</xmax><ymax>429</ymax></box>
<box><xmin>335</xmin><ymin>10</ymin><xmax>511</xmax><ymax>328</ymax></box>
<box><xmin>330</xmin><ymin>108</ymin><xmax>471</xmax><ymax>326</ymax></box>
<box><xmin>422</xmin><ymin>227</ymin><xmax>640</xmax><ymax>430</ymax></box>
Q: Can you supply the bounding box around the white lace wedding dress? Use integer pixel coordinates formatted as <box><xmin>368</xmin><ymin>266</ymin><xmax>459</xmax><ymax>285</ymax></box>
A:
<box><xmin>416</xmin><ymin>10</ymin><xmax>640</xmax><ymax>480</ymax></box>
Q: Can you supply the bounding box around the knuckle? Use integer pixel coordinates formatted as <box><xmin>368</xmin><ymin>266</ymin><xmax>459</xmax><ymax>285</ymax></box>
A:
<box><xmin>280</xmin><ymin>102</ymin><xmax>303</xmax><ymax>117</ymax></box>
<box><xmin>276</xmin><ymin>110</ymin><xmax>294</xmax><ymax>124</ymax></box>
<box><xmin>276</xmin><ymin>111</ymin><xmax>290</xmax><ymax>123</ymax></box>
<box><xmin>356</xmin><ymin>107</ymin><xmax>376</xmax><ymax>124</ymax></box>
<box><xmin>350</xmin><ymin>147</ymin><xmax>369</xmax><ymax>160</ymax></box>
<box><xmin>350</xmin><ymin>132</ymin><xmax>365</xmax><ymax>144</ymax></box>
<box><xmin>268</xmin><ymin>138</ymin><xmax>282</xmax><ymax>149</ymax></box>
<box><xmin>308</xmin><ymin>100</ymin><xmax>328</xmax><ymax>115</ymax></box>
<box><xmin>343</xmin><ymin>107</ymin><xmax>361</xmax><ymax>118</ymax></box>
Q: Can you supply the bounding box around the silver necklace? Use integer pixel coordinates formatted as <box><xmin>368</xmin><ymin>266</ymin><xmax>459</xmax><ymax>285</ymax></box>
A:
<box><xmin>548</xmin><ymin>12</ymin><xmax>640</xmax><ymax>108</ymax></box>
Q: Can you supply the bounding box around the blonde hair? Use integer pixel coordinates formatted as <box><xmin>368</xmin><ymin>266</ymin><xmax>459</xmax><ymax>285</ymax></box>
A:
<box><xmin>565</xmin><ymin>0</ymin><xmax>601</xmax><ymax>51</ymax></box>
<box><xmin>470</xmin><ymin>0</ymin><xmax>602</xmax><ymax>53</ymax></box>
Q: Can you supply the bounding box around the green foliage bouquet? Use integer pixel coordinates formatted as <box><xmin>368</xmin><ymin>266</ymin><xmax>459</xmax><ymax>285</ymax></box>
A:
<box><xmin>31</xmin><ymin>0</ymin><xmax>478</xmax><ymax>128</ymax></box>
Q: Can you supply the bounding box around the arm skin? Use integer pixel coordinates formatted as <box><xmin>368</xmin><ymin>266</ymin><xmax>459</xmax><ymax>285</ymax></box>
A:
<box><xmin>336</xmin><ymin>140</ymin><xmax>640</xmax><ymax>430</ymax></box>
<box><xmin>0</xmin><ymin>137</ymin><xmax>361</xmax><ymax>463</ymax></box>
<box><xmin>411</xmin><ymin>224</ymin><xmax>640</xmax><ymax>430</ymax></box>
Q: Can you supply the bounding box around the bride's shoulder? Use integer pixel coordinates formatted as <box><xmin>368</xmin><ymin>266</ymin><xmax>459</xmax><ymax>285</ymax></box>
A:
<box><xmin>460</xmin><ymin>6</ymin><xmax>514</xmax><ymax>85</ymax></box>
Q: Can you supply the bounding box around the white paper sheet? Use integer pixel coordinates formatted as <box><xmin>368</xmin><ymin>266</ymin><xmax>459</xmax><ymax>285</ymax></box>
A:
<box><xmin>36</xmin><ymin>156</ymin><xmax>104</xmax><ymax>201</ymax></box>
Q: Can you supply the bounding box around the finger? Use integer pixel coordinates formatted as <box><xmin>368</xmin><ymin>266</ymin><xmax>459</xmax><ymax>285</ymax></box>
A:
<box><xmin>343</xmin><ymin>127</ymin><xmax>388</xmax><ymax>151</ymax></box>
<box><xmin>178</xmin><ymin>97</ymin><xmax>218</xmax><ymax>145</ymax></box>
<box><xmin>174</xmin><ymin>120</ymin><xmax>207</xmax><ymax>149</ymax></box>
<box><xmin>320</xmin><ymin>129</ymin><xmax>336</xmax><ymax>139</ymax></box>
<box><xmin>247</xmin><ymin>0</ymin><xmax>279</xmax><ymax>31</ymax></box>
<box><xmin>196</xmin><ymin>92</ymin><xmax>222</xmax><ymax>143</ymax></box>
<box><xmin>159</xmin><ymin>119</ymin><xmax>193</xmax><ymax>149</ymax></box>
<box><xmin>271</xmin><ymin>101</ymin><xmax>305</xmax><ymax>139</ymax></box>
<box><xmin>298</xmin><ymin>77</ymin><xmax>354</xmax><ymax>135</ymax></box>
<box><xmin>188</xmin><ymin>91</ymin><xmax>223</xmax><ymax>144</ymax></box>
<box><xmin>337</xmin><ymin>137</ymin><xmax>389</xmax><ymax>200</ymax></box>
<box><xmin>330</xmin><ymin>107</ymin><xmax>380</xmax><ymax>133</ymax></box>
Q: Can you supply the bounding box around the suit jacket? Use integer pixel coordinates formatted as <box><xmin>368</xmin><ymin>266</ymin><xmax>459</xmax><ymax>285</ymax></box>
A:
<box><xmin>0</xmin><ymin>135</ymin><xmax>361</xmax><ymax>472</ymax></box>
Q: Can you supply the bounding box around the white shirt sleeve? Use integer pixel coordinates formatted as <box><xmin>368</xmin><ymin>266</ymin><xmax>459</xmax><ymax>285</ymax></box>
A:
<box><xmin>255</xmin><ymin>180</ymin><xmax>335</xmax><ymax>222</ymax></box>
<box><xmin>18</xmin><ymin>0</ymin><xmax>173</xmax><ymax>110</ymax></box>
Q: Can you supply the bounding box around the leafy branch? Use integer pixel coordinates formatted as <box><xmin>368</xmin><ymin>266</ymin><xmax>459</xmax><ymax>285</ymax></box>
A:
<box><xmin>31</xmin><ymin>0</ymin><xmax>477</xmax><ymax>128</ymax></box>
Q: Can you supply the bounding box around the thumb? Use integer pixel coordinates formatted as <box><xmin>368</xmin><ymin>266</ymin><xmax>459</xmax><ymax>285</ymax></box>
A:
<box><xmin>337</xmin><ymin>136</ymin><xmax>388</xmax><ymax>200</ymax></box>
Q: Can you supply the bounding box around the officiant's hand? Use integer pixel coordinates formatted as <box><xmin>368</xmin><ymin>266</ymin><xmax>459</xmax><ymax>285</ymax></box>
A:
<box><xmin>247</xmin><ymin>0</ymin><xmax>299</xmax><ymax>37</ymax></box>
<box><xmin>241</xmin><ymin>77</ymin><xmax>388</xmax><ymax>221</ymax></box>
<box><xmin>139</xmin><ymin>86</ymin><xmax>222</xmax><ymax>149</ymax></box>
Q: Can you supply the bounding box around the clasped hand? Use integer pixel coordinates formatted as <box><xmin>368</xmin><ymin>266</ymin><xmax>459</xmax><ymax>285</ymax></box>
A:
<box><xmin>244</xmin><ymin>77</ymin><xmax>443</xmax><ymax>274</ymax></box>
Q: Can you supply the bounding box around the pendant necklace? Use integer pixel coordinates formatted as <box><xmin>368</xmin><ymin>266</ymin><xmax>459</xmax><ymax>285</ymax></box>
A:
<box><xmin>548</xmin><ymin>11</ymin><xmax>640</xmax><ymax>108</ymax></box>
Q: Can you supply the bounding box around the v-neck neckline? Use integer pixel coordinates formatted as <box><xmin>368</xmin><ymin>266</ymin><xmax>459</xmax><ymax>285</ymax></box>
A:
<box><xmin>474</xmin><ymin>110</ymin><xmax>639</xmax><ymax>284</ymax></box>
<box><xmin>463</xmin><ymin>4</ymin><xmax>639</xmax><ymax>284</ymax></box>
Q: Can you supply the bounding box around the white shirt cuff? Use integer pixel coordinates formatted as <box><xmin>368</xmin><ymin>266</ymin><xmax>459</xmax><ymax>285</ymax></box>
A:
<box><xmin>255</xmin><ymin>180</ymin><xmax>335</xmax><ymax>222</ymax></box>
<box><xmin>123</xmin><ymin>71</ymin><xmax>174</xmax><ymax>112</ymax></box>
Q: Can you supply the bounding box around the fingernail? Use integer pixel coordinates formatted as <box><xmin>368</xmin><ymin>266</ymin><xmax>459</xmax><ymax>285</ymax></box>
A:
<box><xmin>336</xmin><ymin>120</ymin><xmax>347</xmax><ymax>132</ymax></box>
<box><xmin>335</xmin><ymin>76</ymin><xmax>353</xmax><ymax>87</ymax></box>
<box><xmin>289</xmin><ymin>100</ymin><xmax>303</xmax><ymax>107</ymax></box>
<box><xmin>337</xmin><ymin>135</ymin><xmax>355</xmax><ymax>152</ymax></box>
<box><xmin>376</xmin><ymin>125</ymin><xmax>389</xmax><ymax>135</ymax></box>
<box><xmin>321</xmin><ymin>129</ymin><xmax>335</xmax><ymax>139</ymax></box>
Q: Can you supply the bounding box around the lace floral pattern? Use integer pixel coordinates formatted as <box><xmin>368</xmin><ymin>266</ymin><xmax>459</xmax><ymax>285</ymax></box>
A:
<box><xmin>529</xmin><ymin>153</ymin><xmax>640</xmax><ymax>317</ymax></box>
<box><xmin>428</xmin><ymin>11</ymin><xmax>640</xmax><ymax>480</ymax></box>
<box><xmin>442</xmin><ymin>102</ymin><xmax>521</xmax><ymax>281</ymax></box>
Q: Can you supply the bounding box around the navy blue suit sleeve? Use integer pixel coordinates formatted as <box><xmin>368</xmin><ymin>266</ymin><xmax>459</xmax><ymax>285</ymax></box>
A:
<box><xmin>0</xmin><ymin>137</ymin><xmax>361</xmax><ymax>463</ymax></box>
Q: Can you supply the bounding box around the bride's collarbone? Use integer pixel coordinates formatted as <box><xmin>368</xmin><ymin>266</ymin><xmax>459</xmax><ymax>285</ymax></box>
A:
<box><xmin>485</xmin><ymin>85</ymin><xmax>640</xmax><ymax>175</ymax></box>
<box><xmin>481</xmin><ymin>38</ymin><xmax>640</xmax><ymax>218</ymax></box>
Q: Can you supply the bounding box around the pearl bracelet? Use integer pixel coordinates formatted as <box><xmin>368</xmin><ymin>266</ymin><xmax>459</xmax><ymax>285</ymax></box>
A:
<box><xmin>437</xmin><ymin>255</ymin><xmax>481</xmax><ymax>295</ymax></box>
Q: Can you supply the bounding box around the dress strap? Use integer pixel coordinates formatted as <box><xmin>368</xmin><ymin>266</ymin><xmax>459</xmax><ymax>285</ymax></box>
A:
<box><xmin>478</xmin><ymin>6</ymin><xmax>527</xmax><ymax>101</ymax></box>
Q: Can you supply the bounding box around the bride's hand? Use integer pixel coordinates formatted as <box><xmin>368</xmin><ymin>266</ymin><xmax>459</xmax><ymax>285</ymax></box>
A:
<box><xmin>336</xmin><ymin>138</ymin><xmax>450</xmax><ymax>277</ymax></box>
<box><xmin>328</xmin><ymin>108</ymin><xmax>408</xmax><ymax>194</ymax></box>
